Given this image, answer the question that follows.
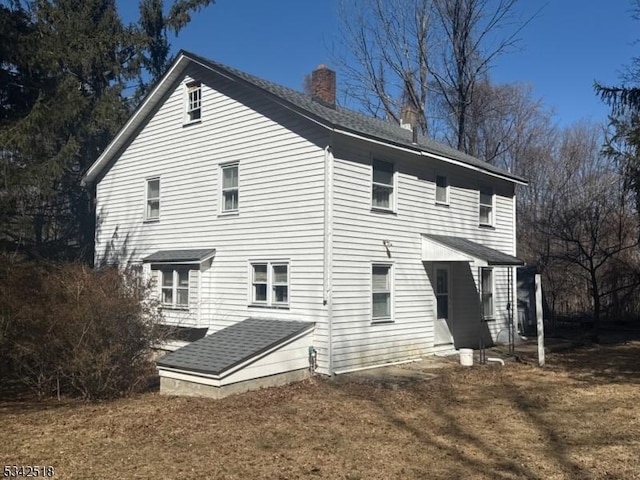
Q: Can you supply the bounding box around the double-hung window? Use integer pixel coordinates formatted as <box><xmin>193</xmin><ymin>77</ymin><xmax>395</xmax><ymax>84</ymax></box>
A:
<box><xmin>220</xmin><ymin>163</ymin><xmax>239</xmax><ymax>213</ymax></box>
<box><xmin>479</xmin><ymin>187</ymin><xmax>494</xmax><ymax>226</ymax></box>
<box><xmin>186</xmin><ymin>82</ymin><xmax>201</xmax><ymax>122</ymax></box>
<box><xmin>372</xmin><ymin>160</ymin><xmax>395</xmax><ymax>211</ymax></box>
<box><xmin>435</xmin><ymin>175</ymin><xmax>449</xmax><ymax>205</ymax></box>
<box><xmin>145</xmin><ymin>178</ymin><xmax>160</xmax><ymax>221</ymax></box>
<box><xmin>372</xmin><ymin>264</ymin><xmax>392</xmax><ymax>323</ymax></box>
<box><xmin>161</xmin><ymin>269</ymin><xmax>189</xmax><ymax>309</ymax></box>
<box><xmin>251</xmin><ymin>262</ymin><xmax>289</xmax><ymax>307</ymax></box>
<box><xmin>480</xmin><ymin>268</ymin><xmax>494</xmax><ymax>319</ymax></box>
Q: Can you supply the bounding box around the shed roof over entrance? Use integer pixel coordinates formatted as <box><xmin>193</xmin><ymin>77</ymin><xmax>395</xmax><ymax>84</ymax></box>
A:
<box><xmin>422</xmin><ymin>234</ymin><xmax>524</xmax><ymax>266</ymax></box>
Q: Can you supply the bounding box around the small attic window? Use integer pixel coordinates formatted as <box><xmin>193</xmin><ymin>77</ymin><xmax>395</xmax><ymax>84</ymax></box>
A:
<box><xmin>185</xmin><ymin>82</ymin><xmax>201</xmax><ymax>123</ymax></box>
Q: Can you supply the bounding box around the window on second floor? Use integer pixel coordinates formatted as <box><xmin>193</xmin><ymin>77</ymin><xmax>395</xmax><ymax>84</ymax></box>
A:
<box><xmin>145</xmin><ymin>177</ymin><xmax>160</xmax><ymax>221</ymax></box>
<box><xmin>435</xmin><ymin>175</ymin><xmax>449</xmax><ymax>205</ymax></box>
<box><xmin>479</xmin><ymin>187</ymin><xmax>494</xmax><ymax>226</ymax></box>
<box><xmin>250</xmin><ymin>261</ymin><xmax>289</xmax><ymax>307</ymax></box>
<box><xmin>372</xmin><ymin>160</ymin><xmax>395</xmax><ymax>211</ymax></box>
<box><xmin>220</xmin><ymin>163</ymin><xmax>239</xmax><ymax>213</ymax></box>
<box><xmin>186</xmin><ymin>82</ymin><xmax>201</xmax><ymax>123</ymax></box>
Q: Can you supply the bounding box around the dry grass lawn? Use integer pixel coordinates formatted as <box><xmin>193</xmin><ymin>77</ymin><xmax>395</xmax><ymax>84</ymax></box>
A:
<box><xmin>2</xmin><ymin>342</ymin><xmax>640</xmax><ymax>479</ymax></box>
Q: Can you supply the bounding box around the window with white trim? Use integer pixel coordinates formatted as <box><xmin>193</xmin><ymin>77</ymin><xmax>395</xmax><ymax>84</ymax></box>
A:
<box><xmin>250</xmin><ymin>262</ymin><xmax>289</xmax><ymax>307</ymax></box>
<box><xmin>481</xmin><ymin>268</ymin><xmax>494</xmax><ymax>319</ymax></box>
<box><xmin>145</xmin><ymin>177</ymin><xmax>160</xmax><ymax>221</ymax></box>
<box><xmin>220</xmin><ymin>163</ymin><xmax>239</xmax><ymax>213</ymax></box>
<box><xmin>186</xmin><ymin>82</ymin><xmax>201</xmax><ymax>122</ymax></box>
<box><xmin>161</xmin><ymin>269</ymin><xmax>189</xmax><ymax>308</ymax></box>
<box><xmin>371</xmin><ymin>160</ymin><xmax>395</xmax><ymax>211</ymax></box>
<box><xmin>479</xmin><ymin>187</ymin><xmax>494</xmax><ymax>226</ymax></box>
<box><xmin>372</xmin><ymin>264</ymin><xmax>392</xmax><ymax>322</ymax></box>
<box><xmin>435</xmin><ymin>175</ymin><xmax>449</xmax><ymax>205</ymax></box>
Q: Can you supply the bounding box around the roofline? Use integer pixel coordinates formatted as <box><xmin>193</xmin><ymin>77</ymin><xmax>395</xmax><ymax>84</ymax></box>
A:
<box><xmin>83</xmin><ymin>50</ymin><xmax>527</xmax><ymax>187</ymax></box>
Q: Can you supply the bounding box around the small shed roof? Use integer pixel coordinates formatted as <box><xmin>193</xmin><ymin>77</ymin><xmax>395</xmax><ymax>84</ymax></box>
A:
<box><xmin>422</xmin><ymin>234</ymin><xmax>524</xmax><ymax>266</ymax></box>
<box><xmin>156</xmin><ymin>318</ymin><xmax>314</xmax><ymax>377</ymax></box>
<box><xmin>143</xmin><ymin>248</ymin><xmax>216</xmax><ymax>265</ymax></box>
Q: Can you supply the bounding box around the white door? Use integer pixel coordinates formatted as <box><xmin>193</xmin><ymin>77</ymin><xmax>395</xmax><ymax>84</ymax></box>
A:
<box><xmin>434</xmin><ymin>265</ymin><xmax>454</xmax><ymax>345</ymax></box>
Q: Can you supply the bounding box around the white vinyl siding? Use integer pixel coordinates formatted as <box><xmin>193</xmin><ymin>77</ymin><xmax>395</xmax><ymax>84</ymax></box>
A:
<box><xmin>95</xmin><ymin>64</ymin><xmax>328</xmax><ymax>369</ymax></box>
<box><xmin>145</xmin><ymin>177</ymin><xmax>160</xmax><ymax>221</ymax></box>
<box><xmin>330</xmin><ymin>134</ymin><xmax>517</xmax><ymax>371</ymax></box>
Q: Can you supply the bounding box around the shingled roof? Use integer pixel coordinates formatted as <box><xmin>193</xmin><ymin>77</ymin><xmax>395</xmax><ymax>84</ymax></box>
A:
<box><xmin>186</xmin><ymin>51</ymin><xmax>526</xmax><ymax>184</ymax></box>
<box><xmin>423</xmin><ymin>234</ymin><xmax>524</xmax><ymax>266</ymax></box>
<box><xmin>84</xmin><ymin>51</ymin><xmax>527</xmax><ymax>186</ymax></box>
<box><xmin>156</xmin><ymin>318</ymin><xmax>314</xmax><ymax>377</ymax></box>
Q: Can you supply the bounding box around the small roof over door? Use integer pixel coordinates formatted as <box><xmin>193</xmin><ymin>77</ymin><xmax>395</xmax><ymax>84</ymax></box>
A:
<box><xmin>422</xmin><ymin>234</ymin><xmax>524</xmax><ymax>266</ymax></box>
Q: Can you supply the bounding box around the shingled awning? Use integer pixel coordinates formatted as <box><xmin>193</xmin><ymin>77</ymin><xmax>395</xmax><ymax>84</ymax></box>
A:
<box><xmin>156</xmin><ymin>318</ymin><xmax>314</xmax><ymax>378</ymax></box>
<box><xmin>143</xmin><ymin>248</ymin><xmax>216</xmax><ymax>265</ymax></box>
<box><xmin>422</xmin><ymin>234</ymin><xmax>524</xmax><ymax>266</ymax></box>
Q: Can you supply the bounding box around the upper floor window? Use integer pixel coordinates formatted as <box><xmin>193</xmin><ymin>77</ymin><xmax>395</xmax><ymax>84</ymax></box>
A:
<box><xmin>161</xmin><ymin>268</ymin><xmax>189</xmax><ymax>309</ymax></box>
<box><xmin>372</xmin><ymin>264</ymin><xmax>392</xmax><ymax>323</ymax></box>
<box><xmin>145</xmin><ymin>177</ymin><xmax>160</xmax><ymax>221</ymax></box>
<box><xmin>480</xmin><ymin>268</ymin><xmax>494</xmax><ymax>319</ymax></box>
<box><xmin>479</xmin><ymin>187</ymin><xmax>494</xmax><ymax>226</ymax></box>
<box><xmin>372</xmin><ymin>160</ymin><xmax>395</xmax><ymax>211</ymax></box>
<box><xmin>251</xmin><ymin>261</ymin><xmax>289</xmax><ymax>307</ymax></box>
<box><xmin>435</xmin><ymin>175</ymin><xmax>449</xmax><ymax>205</ymax></box>
<box><xmin>186</xmin><ymin>82</ymin><xmax>201</xmax><ymax>123</ymax></box>
<box><xmin>221</xmin><ymin>163</ymin><xmax>239</xmax><ymax>213</ymax></box>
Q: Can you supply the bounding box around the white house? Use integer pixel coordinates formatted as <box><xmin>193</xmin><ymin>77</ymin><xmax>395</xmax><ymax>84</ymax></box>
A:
<box><xmin>83</xmin><ymin>50</ymin><xmax>526</xmax><ymax>398</ymax></box>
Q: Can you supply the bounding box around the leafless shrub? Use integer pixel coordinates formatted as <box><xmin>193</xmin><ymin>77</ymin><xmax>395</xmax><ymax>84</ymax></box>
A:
<box><xmin>0</xmin><ymin>257</ymin><xmax>164</xmax><ymax>400</ymax></box>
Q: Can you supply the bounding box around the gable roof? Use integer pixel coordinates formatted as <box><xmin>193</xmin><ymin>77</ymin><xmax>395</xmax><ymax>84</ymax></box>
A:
<box><xmin>422</xmin><ymin>234</ymin><xmax>524</xmax><ymax>266</ymax></box>
<box><xmin>83</xmin><ymin>50</ymin><xmax>527</xmax><ymax>185</ymax></box>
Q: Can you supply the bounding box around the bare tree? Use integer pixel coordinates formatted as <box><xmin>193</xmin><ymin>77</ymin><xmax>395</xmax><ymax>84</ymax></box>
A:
<box><xmin>334</xmin><ymin>0</ymin><xmax>531</xmax><ymax>150</ymax></box>
<box><xmin>521</xmin><ymin>122</ymin><xmax>640</xmax><ymax>330</ymax></box>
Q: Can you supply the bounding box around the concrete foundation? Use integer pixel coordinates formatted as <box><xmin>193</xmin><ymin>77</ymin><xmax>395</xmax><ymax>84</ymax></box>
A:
<box><xmin>159</xmin><ymin>368</ymin><xmax>310</xmax><ymax>399</ymax></box>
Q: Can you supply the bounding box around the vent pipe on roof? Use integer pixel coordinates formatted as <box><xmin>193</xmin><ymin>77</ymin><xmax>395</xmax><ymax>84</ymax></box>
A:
<box><xmin>311</xmin><ymin>64</ymin><xmax>336</xmax><ymax>107</ymax></box>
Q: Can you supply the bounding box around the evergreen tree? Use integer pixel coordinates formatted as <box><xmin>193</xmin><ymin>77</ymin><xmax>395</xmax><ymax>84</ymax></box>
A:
<box><xmin>0</xmin><ymin>0</ymin><xmax>214</xmax><ymax>261</ymax></box>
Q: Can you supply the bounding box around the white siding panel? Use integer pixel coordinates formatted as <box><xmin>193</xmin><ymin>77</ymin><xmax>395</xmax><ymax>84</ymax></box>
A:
<box><xmin>330</xmin><ymin>135</ymin><xmax>517</xmax><ymax>371</ymax></box>
<box><xmin>95</xmin><ymin>64</ymin><xmax>330</xmax><ymax>370</ymax></box>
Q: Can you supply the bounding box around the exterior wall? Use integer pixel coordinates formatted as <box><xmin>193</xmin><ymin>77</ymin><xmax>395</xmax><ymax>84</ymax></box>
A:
<box><xmin>330</xmin><ymin>135</ymin><xmax>517</xmax><ymax>372</ymax></box>
<box><xmin>95</xmin><ymin>64</ymin><xmax>330</xmax><ymax>371</ymax></box>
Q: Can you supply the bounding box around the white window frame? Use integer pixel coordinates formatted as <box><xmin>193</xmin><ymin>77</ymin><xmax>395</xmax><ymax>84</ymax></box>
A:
<box><xmin>159</xmin><ymin>268</ymin><xmax>190</xmax><ymax>310</ymax></box>
<box><xmin>249</xmin><ymin>261</ymin><xmax>290</xmax><ymax>308</ymax></box>
<box><xmin>480</xmin><ymin>267</ymin><xmax>494</xmax><ymax>319</ymax></box>
<box><xmin>371</xmin><ymin>159</ymin><xmax>396</xmax><ymax>212</ymax></box>
<box><xmin>435</xmin><ymin>174</ymin><xmax>449</xmax><ymax>205</ymax></box>
<box><xmin>220</xmin><ymin>162</ymin><xmax>239</xmax><ymax>214</ymax></box>
<box><xmin>145</xmin><ymin>177</ymin><xmax>160</xmax><ymax>222</ymax></box>
<box><xmin>479</xmin><ymin>187</ymin><xmax>494</xmax><ymax>226</ymax></box>
<box><xmin>371</xmin><ymin>263</ymin><xmax>393</xmax><ymax>323</ymax></box>
<box><xmin>185</xmin><ymin>82</ymin><xmax>202</xmax><ymax>123</ymax></box>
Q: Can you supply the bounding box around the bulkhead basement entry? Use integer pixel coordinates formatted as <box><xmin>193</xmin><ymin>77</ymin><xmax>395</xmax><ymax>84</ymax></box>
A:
<box><xmin>156</xmin><ymin>318</ymin><xmax>315</xmax><ymax>399</ymax></box>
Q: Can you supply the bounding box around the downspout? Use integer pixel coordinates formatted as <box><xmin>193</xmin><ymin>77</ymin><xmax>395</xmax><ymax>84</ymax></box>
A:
<box><xmin>512</xmin><ymin>186</ymin><xmax>519</xmax><ymax>340</ymax></box>
<box><xmin>323</xmin><ymin>142</ymin><xmax>334</xmax><ymax>376</ymax></box>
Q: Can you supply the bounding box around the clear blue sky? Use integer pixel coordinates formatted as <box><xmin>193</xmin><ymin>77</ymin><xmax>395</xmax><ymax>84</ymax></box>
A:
<box><xmin>118</xmin><ymin>0</ymin><xmax>638</xmax><ymax>127</ymax></box>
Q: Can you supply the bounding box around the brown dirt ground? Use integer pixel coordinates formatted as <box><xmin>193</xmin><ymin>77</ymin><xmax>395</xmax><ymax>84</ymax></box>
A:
<box><xmin>2</xmin><ymin>342</ymin><xmax>640</xmax><ymax>480</ymax></box>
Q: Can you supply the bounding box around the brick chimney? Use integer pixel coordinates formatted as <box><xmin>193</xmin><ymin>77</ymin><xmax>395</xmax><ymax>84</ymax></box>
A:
<box><xmin>311</xmin><ymin>64</ymin><xmax>336</xmax><ymax>107</ymax></box>
<box><xmin>400</xmin><ymin>105</ymin><xmax>419</xmax><ymax>143</ymax></box>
